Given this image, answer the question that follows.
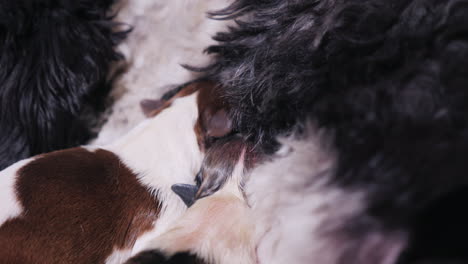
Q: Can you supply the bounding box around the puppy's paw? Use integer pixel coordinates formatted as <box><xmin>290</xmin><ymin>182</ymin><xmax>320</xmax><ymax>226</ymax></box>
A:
<box><xmin>126</xmin><ymin>250</ymin><xmax>204</xmax><ymax>264</ymax></box>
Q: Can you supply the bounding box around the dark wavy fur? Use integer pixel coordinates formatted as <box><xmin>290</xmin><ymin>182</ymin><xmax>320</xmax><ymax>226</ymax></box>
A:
<box><xmin>0</xmin><ymin>0</ymin><xmax>127</xmax><ymax>169</ymax></box>
<box><xmin>198</xmin><ymin>0</ymin><xmax>468</xmax><ymax>263</ymax></box>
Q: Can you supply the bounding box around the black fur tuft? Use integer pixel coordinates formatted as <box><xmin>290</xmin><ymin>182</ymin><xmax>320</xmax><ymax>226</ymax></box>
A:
<box><xmin>0</xmin><ymin>0</ymin><xmax>128</xmax><ymax>169</ymax></box>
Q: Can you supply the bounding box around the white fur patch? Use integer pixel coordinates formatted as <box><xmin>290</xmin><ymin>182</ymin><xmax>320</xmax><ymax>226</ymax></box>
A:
<box><xmin>92</xmin><ymin>0</ymin><xmax>232</xmax><ymax>146</ymax></box>
<box><xmin>247</xmin><ymin>129</ymin><xmax>406</xmax><ymax>264</ymax></box>
<box><xmin>246</xmin><ymin>130</ymin><xmax>351</xmax><ymax>264</ymax></box>
<box><xmin>104</xmin><ymin>248</ymin><xmax>132</xmax><ymax>264</ymax></box>
<box><xmin>0</xmin><ymin>158</ymin><xmax>33</xmax><ymax>226</ymax></box>
<box><xmin>103</xmin><ymin>93</ymin><xmax>204</xmax><ymax>255</ymax></box>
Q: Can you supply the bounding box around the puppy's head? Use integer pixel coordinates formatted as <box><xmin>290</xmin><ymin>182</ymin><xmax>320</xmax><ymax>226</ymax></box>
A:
<box><xmin>141</xmin><ymin>80</ymin><xmax>256</xmax><ymax>207</ymax></box>
<box><xmin>141</xmin><ymin>80</ymin><xmax>236</xmax><ymax>205</ymax></box>
<box><xmin>141</xmin><ymin>80</ymin><xmax>233</xmax><ymax>145</ymax></box>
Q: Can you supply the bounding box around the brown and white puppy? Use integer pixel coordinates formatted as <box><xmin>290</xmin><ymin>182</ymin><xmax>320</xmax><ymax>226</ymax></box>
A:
<box><xmin>0</xmin><ymin>81</ymin><xmax>229</xmax><ymax>264</ymax></box>
<box><xmin>127</xmin><ymin>137</ymin><xmax>257</xmax><ymax>264</ymax></box>
<box><xmin>124</xmin><ymin>82</ymin><xmax>258</xmax><ymax>264</ymax></box>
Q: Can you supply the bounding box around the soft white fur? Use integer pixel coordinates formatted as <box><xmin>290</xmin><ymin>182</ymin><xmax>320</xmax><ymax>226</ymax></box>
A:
<box><xmin>103</xmin><ymin>93</ymin><xmax>204</xmax><ymax>257</ymax></box>
<box><xmin>246</xmin><ymin>129</ymin><xmax>407</xmax><ymax>264</ymax></box>
<box><xmin>137</xmin><ymin>149</ymin><xmax>256</xmax><ymax>264</ymax></box>
<box><xmin>93</xmin><ymin>0</ymin><xmax>231</xmax><ymax>146</ymax></box>
<box><xmin>105</xmin><ymin>248</ymin><xmax>133</xmax><ymax>264</ymax></box>
<box><xmin>247</xmin><ymin>130</ymin><xmax>355</xmax><ymax>264</ymax></box>
<box><xmin>0</xmin><ymin>158</ymin><xmax>33</xmax><ymax>226</ymax></box>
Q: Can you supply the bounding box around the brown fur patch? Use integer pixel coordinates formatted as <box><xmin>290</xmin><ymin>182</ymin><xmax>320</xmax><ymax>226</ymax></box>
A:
<box><xmin>140</xmin><ymin>99</ymin><xmax>165</xmax><ymax>117</ymax></box>
<box><xmin>144</xmin><ymin>81</ymin><xmax>201</xmax><ymax>118</ymax></box>
<box><xmin>0</xmin><ymin>148</ymin><xmax>160</xmax><ymax>264</ymax></box>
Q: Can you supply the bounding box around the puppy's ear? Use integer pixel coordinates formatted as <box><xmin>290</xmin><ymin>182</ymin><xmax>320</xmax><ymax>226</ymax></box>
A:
<box><xmin>196</xmin><ymin>81</ymin><xmax>233</xmax><ymax>140</ymax></box>
<box><xmin>205</xmin><ymin>109</ymin><xmax>232</xmax><ymax>138</ymax></box>
<box><xmin>140</xmin><ymin>99</ymin><xmax>165</xmax><ymax>117</ymax></box>
<box><xmin>141</xmin><ymin>81</ymin><xmax>202</xmax><ymax>117</ymax></box>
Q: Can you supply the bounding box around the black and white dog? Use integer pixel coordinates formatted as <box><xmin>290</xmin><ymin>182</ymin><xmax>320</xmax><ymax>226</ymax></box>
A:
<box><xmin>172</xmin><ymin>0</ymin><xmax>468</xmax><ymax>263</ymax></box>
<box><xmin>0</xmin><ymin>0</ymin><xmax>127</xmax><ymax>169</ymax></box>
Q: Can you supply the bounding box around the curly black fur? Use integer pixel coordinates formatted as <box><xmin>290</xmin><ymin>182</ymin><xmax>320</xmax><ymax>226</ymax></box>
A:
<box><xmin>0</xmin><ymin>0</ymin><xmax>127</xmax><ymax>169</ymax></box>
<box><xmin>199</xmin><ymin>0</ymin><xmax>468</xmax><ymax>263</ymax></box>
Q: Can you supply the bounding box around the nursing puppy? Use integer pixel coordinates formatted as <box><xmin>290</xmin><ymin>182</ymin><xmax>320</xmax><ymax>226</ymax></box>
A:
<box><xmin>0</xmin><ymin>0</ymin><xmax>127</xmax><ymax>170</ymax></box>
<box><xmin>127</xmin><ymin>136</ymin><xmax>257</xmax><ymax>264</ymax></box>
<box><xmin>193</xmin><ymin>0</ymin><xmax>468</xmax><ymax>263</ymax></box>
<box><xmin>125</xmin><ymin>81</ymin><xmax>256</xmax><ymax>264</ymax></box>
<box><xmin>0</xmin><ymin>81</ymin><xmax>227</xmax><ymax>263</ymax></box>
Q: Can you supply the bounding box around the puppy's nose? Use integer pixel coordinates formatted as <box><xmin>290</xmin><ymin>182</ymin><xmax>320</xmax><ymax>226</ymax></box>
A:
<box><xmin>171</xmin><ymin>184</ymin><xmax>198</xmax><ymax>207</ymax></box>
